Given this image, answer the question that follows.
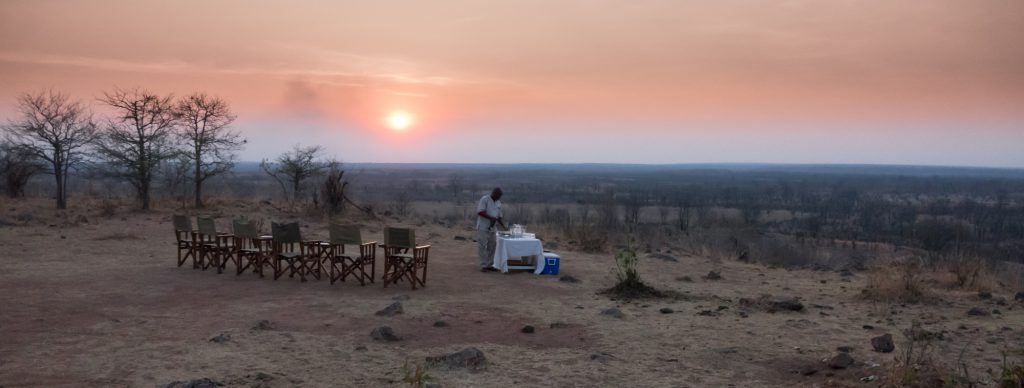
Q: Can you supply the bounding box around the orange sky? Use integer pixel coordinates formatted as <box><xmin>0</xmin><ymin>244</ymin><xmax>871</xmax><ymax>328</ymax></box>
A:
<box><xmin>1</xmin><ymin>1</ymin><xmax>1022</xmax><ymax>166</ymax></box>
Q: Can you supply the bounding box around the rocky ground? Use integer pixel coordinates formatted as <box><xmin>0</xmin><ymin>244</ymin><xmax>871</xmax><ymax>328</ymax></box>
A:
<box><xmin>0</xmin><ymin>199</ymin><xmax>1022</xmax><ymax>387</ymax></box>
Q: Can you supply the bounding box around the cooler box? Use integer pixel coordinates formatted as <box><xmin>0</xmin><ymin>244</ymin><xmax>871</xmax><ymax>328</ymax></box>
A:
<box><xmin>541</xmin><ymin>252</ymin><xmax>560</xmax><ymax>275</ymax></box>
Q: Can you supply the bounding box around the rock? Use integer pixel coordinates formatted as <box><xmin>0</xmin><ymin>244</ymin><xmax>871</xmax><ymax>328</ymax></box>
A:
<box><xmin>453</xmin><ymin>236</ymin><xmax>467</xmax><ymax>241</ymax></box>
<box><xmin>827</xmin><ymin>352</ymin><xmax>854</xmax><ymax>369</ymax></box>
<box><xmin>659</xmin><ymin>307</ymin><xmax>674</xmax><ymax>314</ymax></box>
<box><xmin>252</xmin><ymin>320</ymin><xmax>276</xmax><ymax>331</ymax></box>
<box><xmin>838</xmin><ymin>269</ymin><xmax>854</xmax><ymax>277</ymax></box>
<box><xmin>703</xmin><ymin>271</ymin><xmax>722</xmax><ymax>280</ymax></box>
<box><xmin>370</xmin><ymin>326</ymin><xmax>401</xmax><ymax>341</ymax></box>
<box><xmin>992</xmin><ymin>309</ymin><xmax>1001</xmax><ymax>315</ymax></box>
<box><xmin>590</xmin><ymin>352</ymin><xmax>614</xmax><ymax>363</ymax></box>
<box><xmin>647</xmin><ymin>253</ymin><xmax>677</xmax><ymax>262</ymax></box>
<box><xmin>798</xmin><ymin>365</ymin><xmax>819</xmax><ymax>376</ymax></box>
<box><xmin>601</xmin><ymin>308</ymin><xmax>624</xmax><ymax>318</ymax></box>
<box><xmin>427</xmin><ymin>347</ymin><xmax>486</xmax><ymax>370</ymax></box>
<box><xmin>861</xmin><ymin>375</ymin><xmax>878</xmax><ymax>382</ymax></box>
<box><xmin>209</xmin><ymin>333</ymin><xmax>230</xmax><ymax>344</ymax></box>
<box><xmin>967</xmin><ymin>307</ymin><xmax>990</xmax><ymax>316</ymax></box>
<box><xmin>521</xmin><ymin>325</ymin><xmax>535</xmax><ymax>333</ymax></box>
<box><xmin>697</xmin><ymin>310</ymin><xmax>716</xmax><ymax>316</ymax></box>
<box><xmin>862</xmin><ymin>324</ymin><xmax>875</xmax><ymax>330</ymax></box>
<box><xmin>433</xmin><ymin>320</ymin><xmax>448</xmax><ymax>327</ymax></box>
<box><xmin>162</xmin><ymin>378</ymin><xmax>224</xmax><ymax>388</ymax></box>
<box><xmin>354</xmin><ymin>345</ymin><xmax>368</xmax><ymax>351</ymax></box>
<box><xmin>375</xmin><ymin>302</ymin><xmax>404</xmax><ymax>316</ymax></box>
<box><xmin>836</xmin><ymin>346</ymin><xmax>853</xmax><ymax>353</ymax></box>
<box><xmin>1015</xmin><ymin>292</ymin><xmax>1024</xmax><ymax>302</ymax></box>
<box><xmin>675</xmin><ymin>276</ymin><xmax>693</xmax><ymax>282</ymax></box>
<box><xmin>254</xmin><ymin>372</ymin><xmax>274</xmax><ymax>381</ymax></box>
<box><xmin>549</xmin><ymin>322</ymin><xmax>571</xmax><ymax>329</ymax></box>
<box><xmin>871</xmin><ymin>334</ymin><xmax>895</xmax><ymax>353</ymax></box>
<box><xmin>978</xmin><ymin>291</ymin><xmax>993</xmax><ymax>300</ymax></box>
<box><xmin>559</xmin><ymin>275</ymin><xmax>580</xmax><ymax>283</ymax></box>
<box><xmin>768</xmin><ymin>297</ymin><xmax>804</xmax><ymax>312</ymax></box>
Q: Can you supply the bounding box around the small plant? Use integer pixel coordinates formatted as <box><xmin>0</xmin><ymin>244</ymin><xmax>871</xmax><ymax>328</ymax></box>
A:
<box><xmin>603</xmin><ymin>237</ymin><xmax>665</xmax><ymax>299</ymax></box>
<box><xmin>401</xmin><ymin>358</ymin><xmax>430</xmax><ymax>388</ymax></box>
<box><xmin>1001</xmin><ymin>352</ymin><xmax>1024</xmax><ymax>388</ymax></box>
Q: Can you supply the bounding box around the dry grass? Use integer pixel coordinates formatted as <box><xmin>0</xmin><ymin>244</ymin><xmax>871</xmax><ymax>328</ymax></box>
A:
<box><xmin>862</xmin><ymin>256</ymin><xmax>933</xmax><ymax>304</ymax></box>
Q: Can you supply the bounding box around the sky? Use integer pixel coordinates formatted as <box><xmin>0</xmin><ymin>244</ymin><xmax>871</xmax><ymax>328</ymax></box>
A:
<box><xmin>1</xmin><ymin>0</ymin><xmax>1022</xmax><ymax>167</ymax></box>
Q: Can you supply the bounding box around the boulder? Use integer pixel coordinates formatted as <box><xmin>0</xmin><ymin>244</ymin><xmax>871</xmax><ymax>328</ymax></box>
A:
<box><xmin>871</xmin><ymin>333</ymin><xmax>895</xmax><ymax>353</ymax></box>
<box><xmin>427</xmin><ymin>347</ymin><xmax>486</xmax><ymax>370</ymax></box>
<box><xmin>370</xmin><ymin>326</ymin><xmax>401</xmax><ymax>341</ymax></box>
<box><xmin>376</xmin><ymin>302</ymin><xmax>404</xmax><ymax>317</ymax></box>
<box><xmin>827</xmin><ymin>352</ymin><xmax>854</xmax><ymax>369</ymax></box>
<box><xmin>600</xmin><ymin>308</ymin><xmax>624</xmax><ymax>319</ymax></box>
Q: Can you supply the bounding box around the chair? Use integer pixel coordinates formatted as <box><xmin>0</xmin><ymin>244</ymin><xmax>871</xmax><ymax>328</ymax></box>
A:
<box><xmin>232</xmin><ymin>219</ymin><xmax>268</xmax><ymax>277</ymax></box>
<box><xmin>326</xmin><ymin>224</ymin><xmax>377</xmax><ymax>286</ymax></box>
<box><xmin>270</xmin><ymin>222</ymin><xmax>320</xmax><ymax>282</ymax></box>
<box><xmin>381</xmin><ymin>227</ymin><xmax>431</xmax><ymax>290</ymax></box>
<box><xmin>173</xmin><ymin>215</ymin><xmax>197</xmax><ymax>268</ymax></box>
<box><xmin>196</xmin><ymin>217</ymin><xmax>233</xmax><ymax>274</ymax></box>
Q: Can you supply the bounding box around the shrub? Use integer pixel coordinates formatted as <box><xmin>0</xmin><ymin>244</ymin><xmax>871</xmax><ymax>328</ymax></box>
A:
<box><xmin>863</xmin><ymin>256</ymin><xmax>931</xmax><ymax>304</ymax></box>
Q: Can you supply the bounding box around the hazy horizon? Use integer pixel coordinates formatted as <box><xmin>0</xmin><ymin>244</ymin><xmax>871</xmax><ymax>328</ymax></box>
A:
<box><xmin>2</xmin><ymin>0</ymin><xmax>1022</xmax><ymax>167</ymax></box>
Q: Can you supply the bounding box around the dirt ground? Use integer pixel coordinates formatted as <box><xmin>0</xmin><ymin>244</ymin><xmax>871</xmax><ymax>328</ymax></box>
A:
<box><xmin>1</xmin><ymin>199</ymin><xmax>1022</xmax><ymax>388</ymax></box>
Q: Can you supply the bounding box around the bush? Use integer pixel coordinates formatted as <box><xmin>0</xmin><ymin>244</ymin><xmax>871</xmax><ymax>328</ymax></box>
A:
<box><xmin>863</xmin><ymin>257</ymin><xmax>931</xmax><ymax>304</ymax></box>
<box><xmin>603</xmin><ymin>237</ymin><xmax>665</xmax><ymax>299</ymax></box>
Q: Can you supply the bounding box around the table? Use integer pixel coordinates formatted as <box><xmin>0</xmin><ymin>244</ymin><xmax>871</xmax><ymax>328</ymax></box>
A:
<box><xmin>491</xmin><ymin>234</ymin><xmax>547</xmax><ymax>274</ymax></box>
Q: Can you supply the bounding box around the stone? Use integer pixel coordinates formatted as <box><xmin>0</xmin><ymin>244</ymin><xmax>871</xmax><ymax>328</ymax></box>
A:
<box><xmin>697</xmin><ymin>310</ymin><xmax>716</xmax><ymax>316</ymax></box>
<box><xmin>427</xmin><ymin>347</ymin><xmax>486</xmax><ymax>370</ymax></box>
<box><xmin>252</xmin><ymin>320</ymin><xmax>276</xmax><ymax>331</ymax></box>
<box><xmin>647</xmin><ymin>253</ymin><xmax>677</xmax><ymax>262</ymax></box>
<box><xmin>838</xmin><ymin>269</ymin><xmax>854</xmax><ymax>277</ymax></box>
<box><xmin>376</xmin><ymin>302</ymin><xmax>404</xmax><ymax>316</ymax></box>
<box><xmin>590</xmin><ymin>352</ymin><xmax>613</xmax><ymax>363</ymax></box>
<box><xmin>453</xmin><ymin>236</ymin><xmax>467</xmax><ymax>241</ymax></box>
<box><xmin>549</xmin><ymin>322</ymin><xmax>571</xmax><ymax>329</ymax></box>
<box><xmin>559</xmin><ymin>275</ymin><xmax>580</xmax><ymax>283</ymax></box>
<box><xmin>827</xmin><ymin>352</ymin><xmax>854</xmax><ymax>369</ymax></box>
<box><xmin>659</xmin><ymin>307</ymin><xmax>674</xmax><ymax>314</ymax></box>
<box><xmin>770</xmin><ymin>297</ymin><xmax>804</xmax><ymax>312</ymax></box>
<box><xmin>1015</xmin><ymin>292</ymin><xmax>1024</xmax><ymax>302</ymax></box>
<box><xmin>254</xmin><ymin>372</ymin><xmax>274</xmax><ymax>381</ymax></box>
<box><xmin>676</xmin><ymin>276</ymin><xmax>693</xmax><ymax>282</ymax></box>
<box><xmin>836</xmin><ymin>346</ymin><xmax>853</xmax><ymax>353</ymax></box>
<box><xmin>521</xmin><ymin>325</ymin><xmax>535</xmax><ymax>333</ymax></box>
<box><xmin>354</xmin><ymin>345</ymin><xmax>368</xmax><ymax>351</ymax></box>
<box><xmin>967</xmin><ymin>307</ymin><xmax>990</xmax><ymax>316</ymax></box>
<box><xmin>209</xmin><ymin>333</ymin><xmax>230</xmax><ymax>344</ymax></box>
<box><xmin>600</xmin><ymin>308</ymin><xmax>624</xmax><ymax>319</ymax></box>
<box><xmin>703</xmin><ymin>271</ymin><xmax>722</xmax><ymax>280</ymax></box>
<box><xmin>370</xmin><ymin>326</ymin><xmax>401</xmax><ymax>341</ymax></box>
<box><xmin>433</xmin><ymin>320</ymin><xmax>448</xmax><ymax>327</ymax></box>
<box><xmin>798</xmin><ymin>365</ymin><xmax>819</xmax><ymax>376</ymax></box>
<box><xmin>862</xmin><ymin>325</ymin><xmax>875</xmax><ymax>330</ymax></box>
<box><xmin>978</xmin><ymin>291</ymin><xmax>993</xmax><ymax>300</ymax></box>
<box><xmin>162</xmin><ymin>378</ymin><xmax>224</xmax><ymax>388</ymax></box>
<box><xmin>871</xmin><ymin>333</ymin><xmax>895</xmax><ymax>353</ymax></box>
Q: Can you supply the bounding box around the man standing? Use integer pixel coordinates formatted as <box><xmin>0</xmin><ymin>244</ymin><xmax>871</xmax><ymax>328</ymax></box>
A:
<box><xmin>476</xmin><ymin>187</ymin><xmax>505</xmax><ymax>272</ymax></box>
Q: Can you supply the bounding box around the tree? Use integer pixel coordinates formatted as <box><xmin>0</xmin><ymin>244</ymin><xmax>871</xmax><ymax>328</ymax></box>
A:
<box><xmin>0</xmin><ymin>142</ymin><xmax>45</xmax><ymax>198</ymax></box>
<box><xmin>96</xmin><ymin>88</ymin><xmax>179</xmax><ymax>210</ymax></box>
<box><xmin>321</xmin><ymin>161</ymin><xmax>348</xmax><ymax>216</ymax></box>
<box><xmin>175</xmin><ymin>93</ymin><xmax>243</xmax><ymax>208</ymax></box>
<box><xmin>260</xmin><ymin>145</ymin><xmax>329</xmax><ymax>205</ymax></box>
<box><xmin>4</xmin><ymin>90</ymin><xmax>97</xmax><ymax>209</ymax></box>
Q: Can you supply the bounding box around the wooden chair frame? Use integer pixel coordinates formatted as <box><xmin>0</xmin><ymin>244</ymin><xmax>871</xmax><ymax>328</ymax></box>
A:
<box><xmin>270</xmin><ymin>222</ymin><xmax>320</xmax><ymax>282</ymax></box>
<box><xmin>173</xmin><ymin>215</ymin><xmax>197</xmax><ymax>268</ymax></box>
<box><xmin>196</xmin><ymin>217</ymin><xmax>233</xmax><ymax>274</ymax></box>
<box><xmin>326</xmin><ymin>224</ymin><xmax>377</xmax><ymax>286</ymax></box>
<box><xmin>232</xmin><ymin>219</ymin><xmax>268</xmax><ymax>277</ymax></box>
<box><xmin>381</xmin><ymin>227</ymin><xmax>431</xmax><ymax>290</ymax></box>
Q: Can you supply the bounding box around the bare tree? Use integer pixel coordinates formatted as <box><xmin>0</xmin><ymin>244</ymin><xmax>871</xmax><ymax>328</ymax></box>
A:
<box><xmin>175</xmin><ymin>93</ymin><xmax>243</xmax><ymax>208</ymax></box>
<box><xmin>260</xmin><ymin>145</ymin><xmax>329</xmax><ymax>205</ymax></box>
<box><xmin>321</xmin><ymin>160</ymin><xmax>348</xmax><ymax>216</ymax></box>
<box><xmin>96</xmin><ymin>88</ymin><xmax>179</xmax><ymax>210</ymax></box>
<box><xmin>4</xmin><ymin>90</ymin><xmax>97</xmax><ymax>209</ymax></box>
<box><xmin>0</xmin><ymin>142</ymin><xmax>45</xmax><ymax>198</ymax></box>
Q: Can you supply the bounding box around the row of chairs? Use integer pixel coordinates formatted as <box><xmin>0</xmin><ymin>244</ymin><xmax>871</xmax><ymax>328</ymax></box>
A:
<box><xmin>172</xmin><ymin>215</ymin><xmax>432</xmax><ymax>290</ymax></box>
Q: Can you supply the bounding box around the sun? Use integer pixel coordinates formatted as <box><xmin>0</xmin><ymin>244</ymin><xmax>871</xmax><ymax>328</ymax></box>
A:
<box><xmin>386</xmin><ymin>111</ymin><xmax>413</xmax><ymax>131</ymax></box>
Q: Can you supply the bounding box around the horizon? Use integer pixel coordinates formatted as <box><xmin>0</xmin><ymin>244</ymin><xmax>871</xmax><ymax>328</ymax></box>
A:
<box><xmin>2</xmin><ymin>1</ymin><xmax>1023</xmax><ymax>167</ymax></box>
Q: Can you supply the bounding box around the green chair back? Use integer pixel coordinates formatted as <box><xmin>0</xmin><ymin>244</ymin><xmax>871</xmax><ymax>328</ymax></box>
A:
<box><xmin>197</xmin><ymin>217</ymin><xmax>217</xmax><ymax>236</ymax></box>
<box><xmin>271</xmin><ymin>222</ymin><xmax>302</xmax><ymax>244</ymax></box>
<box><xmin>329</xmin><ymin>224</ymin><xmax>362</xmax><ymax>245</ymax></box>
<box><xmin>173</xmin><ymin>214</ymin><xmax>192</xmax><ymax>232</ymax></box>
<box><xmin>233</xmin><ymin>219</ymin><xmax>258</xmax><ymax>239</ymax></box>
<box><xmin>384</xmin><ymin>227</ymin><xmax>415</xmax><ymax>249</ymax></box>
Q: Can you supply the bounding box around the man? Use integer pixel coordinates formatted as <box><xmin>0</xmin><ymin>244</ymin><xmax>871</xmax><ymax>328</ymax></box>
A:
<box><xmin>476</xmin><ymin>187</ymin><xmax>506</xmax><ymax>272</ymax></box>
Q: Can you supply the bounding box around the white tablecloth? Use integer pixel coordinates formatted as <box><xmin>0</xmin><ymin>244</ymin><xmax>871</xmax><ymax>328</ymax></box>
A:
<box><xmin>491</xmin><ymin>234</ymin><xmax>546</xmax><ymax>274</ymax></box>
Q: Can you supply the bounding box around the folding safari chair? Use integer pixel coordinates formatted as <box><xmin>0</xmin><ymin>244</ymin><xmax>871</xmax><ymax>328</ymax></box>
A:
<box><xmin>270</xmin><ymin>222</ymin><xmax>320</xmax><ymax>282</ymax></box>
<box><xmin>381</xmin><ymin>227</ymin><xmax>431</xmax><ymax>290</ymax></box>
<box><xmin>197</xmin><ymin>217</ymin><xmax>233</xmax><ymax>274</ymax></box>
<box><xmin>173</xmin><ymin>215</ymin><xmax>197</xmax><ymax>268</ymax></box>
<box><xmin>232</xmin><ymin>219</ymin><xmax>268</xmax><ymax>277</ymax></box>
<box><xmin>326</xmin><ymin>224</ymin><xmax>377</xmax><ymax>286</ymax></box>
